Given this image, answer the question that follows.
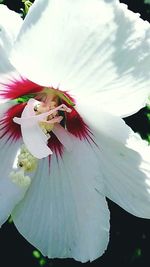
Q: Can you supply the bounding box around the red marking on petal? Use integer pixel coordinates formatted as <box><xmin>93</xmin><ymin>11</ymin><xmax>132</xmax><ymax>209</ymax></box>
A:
<box><xmin>0</xmin><ymin>77</ymin><xmax>43</xmax><ymax>100</ymax></box>
<box><xmin>48</xmin><ymin>132</ymin><xmax>64</xmax><ymax>159</ymax></box>
<box><xmin>0</xmin><ymin>103</ymin><xmax>25</xmax><ymax>143</ymax></box>
<box><xmin>66</xmin><ymin>108</ymin><xmax>93</xmax><ymax>142</ymax></box>
<box><xmin>60</xmin><ymin>91</ymin><xmax>94</xmax><ymax>144</ymax></box>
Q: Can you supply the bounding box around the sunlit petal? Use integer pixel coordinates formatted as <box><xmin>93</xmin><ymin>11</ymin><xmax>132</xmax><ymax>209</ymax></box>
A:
<box><xmin>0</xmin><ymin>4</ymin><xmax>22</xmax><ymax>54</ymax></box>
<box><xmin>11</xmin><ymin>0</ymin><xmax>150</xmax><ymax>117</ymax></box>
<box><xmin>12</xmin><ymin>138</ymin><xmax>109</xmax><ymax>262</ymax></box>
<box><xmin>77</xmin><ymin>99</ymin><xmax>150</xmax><ymax>218</ymax></box>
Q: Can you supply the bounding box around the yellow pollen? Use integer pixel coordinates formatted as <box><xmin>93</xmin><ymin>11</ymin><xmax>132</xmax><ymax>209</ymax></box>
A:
<box><xmin>9</xmin><ymin>145</ymin><xmax>38</xmax><ymax>188</ymax></box>
<box><xmin>10</xmin><ymin>169</ymin><xmax>31</xmax><ymax>188</ymax></box>
<box><xmin>17</xmin><ymin>144</ymin><xmax>38</xmax><ymax>172</ymax></box>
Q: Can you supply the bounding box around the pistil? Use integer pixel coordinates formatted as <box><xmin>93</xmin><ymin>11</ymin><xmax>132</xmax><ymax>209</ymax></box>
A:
<box><xmin>31</xmin><ymin>88</ymin><xmax>72</xmax><ymax>138</ymax></box>
<box><xmin>13</xmin><ymin>90</ymin><xmax>73</xmax><ymax>159</ymax></box>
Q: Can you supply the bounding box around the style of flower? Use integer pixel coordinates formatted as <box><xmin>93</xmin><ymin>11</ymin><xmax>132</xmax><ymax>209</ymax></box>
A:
<box><xmin>0</xmin><ymin>0</ymin><xmax>150</xmax><ymax>263</ymax></box>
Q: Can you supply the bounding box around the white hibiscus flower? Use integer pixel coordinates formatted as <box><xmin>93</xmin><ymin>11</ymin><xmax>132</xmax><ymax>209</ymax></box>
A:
<box><xmin>0</xmin><ymin>0</ymin><xmax>150</xmax><ymax>263</ymax></box>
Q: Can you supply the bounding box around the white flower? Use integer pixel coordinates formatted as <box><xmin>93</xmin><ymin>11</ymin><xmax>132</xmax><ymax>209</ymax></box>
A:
<box><xmin>0</xmin><ymin>0</ymin><xmax>150</xmax><ymax>263</ymax></box>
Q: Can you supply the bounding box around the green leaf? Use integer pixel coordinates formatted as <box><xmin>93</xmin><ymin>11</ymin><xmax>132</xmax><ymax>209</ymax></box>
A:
<box><xmin>8</xmin><ymin>216</ymin><xmax>13</xmax><ymax>224</ymax></box>
<box><xmin>22</xmin><ymin>0</ymin><xmax>33</xmax><ymax>16</ymax></box>
<box><xmin>39</xmin><ymin>258</ymin><xmax>47</xmax><ymax>266</ymax></box>
<box><xmin>32</xmin><ymin>250</ymin><xmax>41</xmax><ymax>259</ymax></box>
<box><xmin>144</xmin><ymin>0</ymin><xmax>150</xmax><ymax>4</ymax></box>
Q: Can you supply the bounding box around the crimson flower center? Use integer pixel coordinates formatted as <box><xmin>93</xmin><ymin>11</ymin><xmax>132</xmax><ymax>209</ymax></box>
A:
<box><xmin>0</xmin><ymin>80</ymin><xmax>93</xmax><ymax>158</ymax></box>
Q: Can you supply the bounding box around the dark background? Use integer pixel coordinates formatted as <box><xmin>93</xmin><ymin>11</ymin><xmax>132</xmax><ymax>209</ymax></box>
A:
<box><xmin>0</xmin><ymin>1</ymin><xmax>150</xmax><ymax>267</ymax></box>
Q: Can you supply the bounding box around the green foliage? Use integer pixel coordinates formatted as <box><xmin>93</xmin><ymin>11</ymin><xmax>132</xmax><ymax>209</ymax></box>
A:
<box><xmin>144</xmin><ymin>0</ymin><xmax>150</xmax><ymax>4</ymax></box>
<box><xmin>32</xmin><ymin>250</ymin><xmax>47</xmax><ymax>266</ymax></box>
<box><xmin>22</xmin><ymin>1</ymin><xmax>32</xmax><ymax>11</ymax></box>
<box><xmin>8</xmin><ymin>216</ymin><xmax>13</xmax><ymax>224</ymax></box>
<box><xmin>33</xmin><ymin>250</ymin><xmax>41</xmax><ymax>259</ymax></box>
<box><xmin>21</xmin><ymin>0</ymin><xmax>33</xmax><ymax>17</ymax></box>
<box><xmin>39</xmin><ymin>258</ymin><xmax>47</xmax><ymax>266</ymax></box>
<box><xmin>131</xmin><ymin>248</ymin><xmax>142</xmax><ymax>262</ymax></box>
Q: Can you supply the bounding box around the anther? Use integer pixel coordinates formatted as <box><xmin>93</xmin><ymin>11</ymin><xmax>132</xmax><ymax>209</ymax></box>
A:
<box><xmin>9</xmin><ymin>145</ymin><xmax>38</xmax><ymax>188</ymax></box>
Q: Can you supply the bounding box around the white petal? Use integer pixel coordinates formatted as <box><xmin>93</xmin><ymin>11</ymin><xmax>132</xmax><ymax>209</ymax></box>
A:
<box><xmin>0</xmin><ymin>43</ymin><xmax>17</xmax><ymax>84</ymax></box>
<box><xmin>0</xmin><ymin>52</ymin><xmax>20</xmax><ymax>87</ymax></box>
<box><xmin>0</xmin><ymin>47</ymin><xmax>14</xmax><ymax>78</ymax></box>
<box><xmin>11</xmin><ymin>0</ymin><xmax>150</xmax><ymax>117</ymax></box>
<box><xmin>0</xmin><ymin>102</ymin><xmax>28</xmax><ymax>225</ymax></box>
<box><xmin>0</xmin><ymin>140</ymin><xmax>28</xmax><ymax>226</ymax></box>
<box><xmin>77</xmin><ymin>99</ymin><xmax>150</xmax><ymax>218</ymax></box>
<box><xmin>52</xmin><ymin>124</ymin><xmax>73</xmax><ymax>152</ymax></box>
<box><xmin>12</xmin><ymin>138</ymin><xmax>109</xmax><ymax>262</ymax></box>
<box><xmin>101</xmin><ymin>134</ymin><xmax>150</xmax><ymax>218</ymax></box>
<box><xmin>0</xmin><ymin>4</ymin><xmax>23</xmax><ymax>55</ymax></box>
<box><xmin>0</xmin><ymin>5</ymin><xmax>22</xmax><ymax>83</ymax></box>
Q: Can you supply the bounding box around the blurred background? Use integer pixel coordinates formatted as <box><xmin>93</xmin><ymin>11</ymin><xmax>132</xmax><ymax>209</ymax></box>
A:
<box><xmin>0</xmin><ymin>1</ymin><xmax>150</xmax><ymax>266</ymax></box>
